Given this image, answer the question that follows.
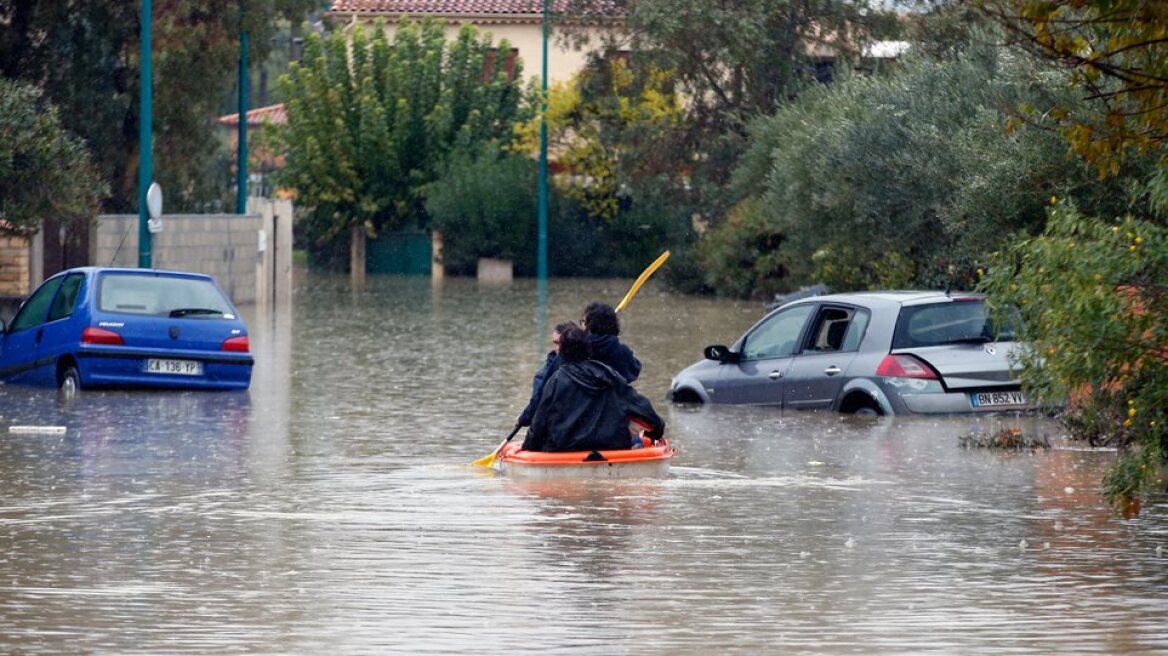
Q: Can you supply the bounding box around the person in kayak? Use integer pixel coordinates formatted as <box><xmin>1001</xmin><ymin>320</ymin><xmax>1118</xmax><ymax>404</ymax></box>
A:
<box><xmin>515</xmin><ymin>321</ymin><xmax>577</xmax><ymax>429</ymax></box>
<box><xmin>581</xmin><ymin>302</ymin><xmax>641</xmax><ymax>383</ymax></box>
<box><xmin>523</xmin><ymin>325</ymin><xmax>664</xmax><ymax>453</ymax></box>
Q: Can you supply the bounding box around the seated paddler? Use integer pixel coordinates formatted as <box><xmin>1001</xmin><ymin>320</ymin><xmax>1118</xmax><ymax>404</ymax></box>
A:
<box><xmin>523</xmin><ymin>325</ymin><xmax>664</xmax><ymax>453</ymax></box>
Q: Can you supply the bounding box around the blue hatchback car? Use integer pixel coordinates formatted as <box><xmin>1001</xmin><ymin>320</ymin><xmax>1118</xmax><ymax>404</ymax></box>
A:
<box><xmin>0</xmin><ymin>267</ymin><xmax>253</xmax><ymax>392</ymax></box>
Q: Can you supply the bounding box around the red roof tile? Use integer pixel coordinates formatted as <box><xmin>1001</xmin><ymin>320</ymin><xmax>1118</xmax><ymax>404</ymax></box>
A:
<box><xmin>329</xmin><ymin>0</ymin><xmax>625</xmax><ymax>17</ymax></box>
<box><xmin>217</xmin><ymin>104</ymin><xmax>287</xmax><ymax>127</ymax></box>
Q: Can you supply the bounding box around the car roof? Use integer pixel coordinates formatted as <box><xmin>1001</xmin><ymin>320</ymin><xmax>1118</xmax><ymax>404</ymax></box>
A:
<box><xmin>780</xmin><ymin>290</ymin><xmax>986</xmax><ymax>310</ymax></box>
<box><xmin>54</xmin><ymin>266</ymin><xmax>215</xmax><ymax>280</ymax></box>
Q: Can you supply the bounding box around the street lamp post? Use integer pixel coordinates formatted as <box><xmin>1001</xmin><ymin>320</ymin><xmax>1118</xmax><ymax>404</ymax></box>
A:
<box><xmin>537</xmin><ymin>0</ymin><xmax>550</xmax><ymax>336</ymax></box>
<box><xmin>138</xmin><ymin>0</ymin><xmax>154</xmax><ymax>268</ymax></box>
<box><xmin>237</xmin><ymin>0</ymin><xmax>249</xmax><ymax>214</ymax></box>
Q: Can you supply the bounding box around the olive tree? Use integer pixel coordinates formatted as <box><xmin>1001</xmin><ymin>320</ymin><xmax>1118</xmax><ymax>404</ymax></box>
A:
<box><xmin>731</xmin><ymin>39</ymin><xmax>1149</xmax><ymax>293</ymax></box>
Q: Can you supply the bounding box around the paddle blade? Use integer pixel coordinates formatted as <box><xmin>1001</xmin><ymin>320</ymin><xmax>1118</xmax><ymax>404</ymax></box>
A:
<box><xmin>471</xmin><ymin>451</ymin><xmax>498</xmax><ymax>468</ymax></box>
<box><xmin>471</xmin><ymin>426</ymin><xmax>521</xmax><ymax>467</ymax></box>
<box><xmin>616</xmin><ymin>250</ymin><xmax>670</xmax><ymax>313</ymax></box>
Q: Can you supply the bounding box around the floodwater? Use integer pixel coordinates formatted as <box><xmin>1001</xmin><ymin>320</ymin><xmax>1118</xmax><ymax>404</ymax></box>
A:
<box><xmin>1</xmin><ymin>274</ymin><xmax>1165</xmax><ymax>655</ymax></box>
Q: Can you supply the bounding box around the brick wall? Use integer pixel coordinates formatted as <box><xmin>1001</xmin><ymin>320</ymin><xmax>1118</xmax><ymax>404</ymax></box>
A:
<box><xmin>0</xmin><ymin>234</ymin><xmax>30</xmax><ymax>295</ymax></box>
<box><xmin>0</xmin><ymin>234</ymin><xmax>31</xmax><ymax>323</ymax></box>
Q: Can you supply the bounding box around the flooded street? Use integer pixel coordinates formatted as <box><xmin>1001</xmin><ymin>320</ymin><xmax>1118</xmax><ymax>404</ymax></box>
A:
<box><xmin>1</xmin><ymin>275</ymin><xmax>1166</xmax><ymax>654</ymax></box>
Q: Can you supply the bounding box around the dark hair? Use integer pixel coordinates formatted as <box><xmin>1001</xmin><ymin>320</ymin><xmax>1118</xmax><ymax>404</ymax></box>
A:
<box><xmin>582</xmin><ymin>302</ymin><xmax>619</xmax><ymax>336</ymax></box>
<box><xmin>557</xmin><ymin>326</ymin><xmax>591</xmax><ymax>363</ymax></box>
<box><xmin>553</xmin><ymin>321</ymin><xmax>578</xmax><ymax>336</ymax></box>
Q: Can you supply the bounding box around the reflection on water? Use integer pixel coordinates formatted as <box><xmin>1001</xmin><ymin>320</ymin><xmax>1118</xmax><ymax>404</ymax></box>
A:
<box><xmin>0</xmin><ymin>274</ymin><xmax>1165</xmax><ymax>654</ymax></box>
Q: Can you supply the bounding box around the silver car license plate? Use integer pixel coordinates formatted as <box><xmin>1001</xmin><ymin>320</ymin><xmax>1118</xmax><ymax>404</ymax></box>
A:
<box><xmin>971</xmin><ymin>391</ymin><xmax>1027</xmax><ymax>408</ymax></box>
<box><xmin>146</xmin><ymin>358</ymin><xmax>203</xmax><ymax>376</ymax></box>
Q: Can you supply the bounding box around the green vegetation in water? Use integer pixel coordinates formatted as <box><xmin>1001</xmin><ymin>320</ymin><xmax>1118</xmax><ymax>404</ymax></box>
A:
<box><xmin>959</xmin><ymin>427</ymin><xmax>1051</xmax><ymax>450</ymax></box>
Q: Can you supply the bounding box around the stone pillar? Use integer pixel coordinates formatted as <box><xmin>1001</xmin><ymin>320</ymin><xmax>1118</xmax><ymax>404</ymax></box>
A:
<box><xmin>431</xmin><ymin>229</ymin><xmax>445</xmax><ymax>281</ymax></box>
<box><xmin>477</xmin><ymin>257</ymin><xmax>513</xmax><ymax>284</ymax></box>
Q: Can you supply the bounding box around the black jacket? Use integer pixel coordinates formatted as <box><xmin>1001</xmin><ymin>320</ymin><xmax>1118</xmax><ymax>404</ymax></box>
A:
<box><xmin>517</xmin><ymin>351</ymin><xmax>560</xmax><ymax>427</ymax></box>
<box><xmin>588</xmin><ymin>334</ymin><xmax>641</xmax><ymax>383</ymax></box>
<box><xmin>523</xmin><ymin>360</ymin><xmax>664</xmax><ymax>453</ymax></box>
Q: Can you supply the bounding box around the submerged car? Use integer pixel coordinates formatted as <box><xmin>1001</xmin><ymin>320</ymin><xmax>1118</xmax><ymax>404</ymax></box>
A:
<box><xmin>670</xmin><ymin>291</ymin><xmax>1031</xmax><ymax>415</ymax></box>
<box><xmin>0</xmin><ymin>267</ymin><xmax>253</xmax><ymax>392</ymax></box>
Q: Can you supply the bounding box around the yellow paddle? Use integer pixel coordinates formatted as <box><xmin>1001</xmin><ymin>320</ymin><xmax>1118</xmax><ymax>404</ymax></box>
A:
<box><xmin>471</xmin><ymin>425</ymin><xmax>522</xmax><ymax>468</ymax></box>
<box><xmin>472</xmin><ymin>250</ymin><xmax>671</xmax><ymax>467</ymax></box>
<box><xmin>616</xmin><ymin>250</ymin><xmax>670</xmax><ymax>313</ymax></box>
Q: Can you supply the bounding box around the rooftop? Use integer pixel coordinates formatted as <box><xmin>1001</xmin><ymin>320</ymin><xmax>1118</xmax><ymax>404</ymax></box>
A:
<box><xmin>328</xmin><ymin>0</ymin><xmax>625</xmax><ymax>17</ymax></box>
<box><xmin>217</xmin><ymin>104</ymin><xmax>287</xmax><ymax>127</ymax></box>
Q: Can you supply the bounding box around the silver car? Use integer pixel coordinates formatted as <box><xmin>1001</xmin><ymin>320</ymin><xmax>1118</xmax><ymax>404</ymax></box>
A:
<box><xmin>670</xmin><ymin>291</ymin><xmax>1032</xmax><ymax>415</ymax></box>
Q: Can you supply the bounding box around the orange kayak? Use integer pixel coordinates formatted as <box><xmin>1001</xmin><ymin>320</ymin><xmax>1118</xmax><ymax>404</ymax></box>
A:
<box><xmin>495</xmin><ymin>438</ymin><xmax>675</xmax><ymax>479</ymax></box>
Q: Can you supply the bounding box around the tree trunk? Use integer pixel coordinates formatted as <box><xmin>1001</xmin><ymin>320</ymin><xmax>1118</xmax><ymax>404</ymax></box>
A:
<box><xmin>350</xmin><ymin>224</ymin><xmax>366</xmax><ymax>288</ymax></box>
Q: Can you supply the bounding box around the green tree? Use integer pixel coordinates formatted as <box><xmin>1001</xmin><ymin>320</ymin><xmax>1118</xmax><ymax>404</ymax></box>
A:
<box><xmin>425</xmin><ymin>148</ymin><xmax>538</xmax><ymax>275</ymax></box>
<box><xmin>976</xmin><ymin>0</ymin><xmax>1168</xmax><ymax>183</ymax></box>
<box><xmin>0</xmin><ymin>0</ymin><xmax>315</xmax><ymax>212</ymax></box>
<box><xmin>514</xmin><ymin>56</ymin><xmax>684</xmax><ymax>224</ymax></box>
<box><xmin>276</xmin><ymin>19</ymin><xmax>528</xmax><ymax>279</ymax></box>
<box><xmin>981</xmin><ymin>205</ymin><xmax>1166</xmax><ymax>515</ymax></box>
<box><xmin>728</xmin><ymin>38</ymin><xmax>1151</xmax><ymax>293</ymax></box>
<box><xmin>972</xmin><ymin>0</ymin><xmax>1168</xmax><ymax>512</ymax></box>
<box><xmin>0</xmin><ymin>79</ymin><xmax>105</xmax><ymax>233</ymax></box>
<box><xmin>619</xmin><ymin>0</ymin><xmax>896</xmax><ymax>220</ymax></box>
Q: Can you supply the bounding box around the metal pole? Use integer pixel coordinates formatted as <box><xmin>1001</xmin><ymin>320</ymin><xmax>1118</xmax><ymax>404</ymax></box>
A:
<box><xmin>138</xmin><ymin>0</ymin><xmax>153</xmax><ymax>268</ymax></box>
<box><xmin>237</xmin><ymin>0</ymin><xmax>249</xmax><ymax>214</ymax></box>
<box><xmin>536</xmin><ymin>0</ymin><xmax>549</xmax><ymax>338</ymax></box>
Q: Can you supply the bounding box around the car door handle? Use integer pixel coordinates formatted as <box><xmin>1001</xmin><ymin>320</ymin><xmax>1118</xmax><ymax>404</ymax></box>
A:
<box><xmin>823</xmin><ymin>365</ymin><xmax>842</xmax><ymax>376</ymax></box>
<box><xmin>768</xmin><ymin>370</ymin><xmax>784</xmax><ymax>380</ymax></box>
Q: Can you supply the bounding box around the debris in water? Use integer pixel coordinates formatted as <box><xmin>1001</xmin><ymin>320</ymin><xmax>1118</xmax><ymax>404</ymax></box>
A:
<box><xmin>8</xmin><ymin>425</ymin><xmax>67</xmax><ymax>435</ymax></box>
<box><xmin>958</xmin><ymin>427</ymin><xmax>1050</xmax><ymax>450</ymax></box>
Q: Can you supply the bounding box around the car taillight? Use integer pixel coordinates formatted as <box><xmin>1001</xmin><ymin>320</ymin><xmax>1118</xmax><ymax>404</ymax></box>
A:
<box><xmin>82</xmin><ymin>326</ymin><xmax>124</xmax><ymax>345</ymax></box>
<box><xmin>876</xmin><ymin>354</ymin><xmax>937</xmax><ymax>379</ymax></box>
<box><xmin>221</xmin><ymin>335</ymin><xmax>250</xmax><ymax>352</ymax></box>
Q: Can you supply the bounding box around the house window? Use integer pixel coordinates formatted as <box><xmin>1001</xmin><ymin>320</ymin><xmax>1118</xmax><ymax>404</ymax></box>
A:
<box><xmin>483</xmin><ymin>48</ymin><xmax>519</xmax><ymax>83</ymax></box>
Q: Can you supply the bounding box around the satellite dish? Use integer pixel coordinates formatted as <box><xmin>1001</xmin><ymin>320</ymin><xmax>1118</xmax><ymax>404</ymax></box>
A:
<box><xmin>146</xmin><ymin>182</ymin><xmax>163</xmax><ymax>219</ymax></box>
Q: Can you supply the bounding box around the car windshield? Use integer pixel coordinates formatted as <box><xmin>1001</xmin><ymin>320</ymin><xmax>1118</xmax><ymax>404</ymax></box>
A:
<box><xmin>893</xmin><ymin>300</ymin><xmax>1023</xmax><ymax>349</ymax></box>
<box><xmin>98</xmin><ymin>273</ymin><xmax>235</xmax><ymax>318</ymax></box>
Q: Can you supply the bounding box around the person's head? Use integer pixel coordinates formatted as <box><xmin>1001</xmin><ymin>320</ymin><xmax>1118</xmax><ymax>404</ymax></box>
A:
<box><xmin>582</xmin><ymin>302</ymin><xmax>620</xmax><ymax>336</ymax></box>
<box><xmin>551</xmin><ymin>321</ymin><xmax>578</xmax><ymax>351</ymax></box>
<box><xmin>557</xmin><ymin>326</ymin><xmax>591</xmax><ymax>363</ymax></box>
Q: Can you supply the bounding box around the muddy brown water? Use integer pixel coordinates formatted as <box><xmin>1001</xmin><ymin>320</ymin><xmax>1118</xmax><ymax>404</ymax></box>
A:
<box><xmin>1</xmin><ymin>275</ymin><xmax>1165</xmax><ymax>654</ymax></box>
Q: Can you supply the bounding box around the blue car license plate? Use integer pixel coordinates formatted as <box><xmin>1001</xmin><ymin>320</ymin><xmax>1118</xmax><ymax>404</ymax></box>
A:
<box><xmin>146</xmin><ymin>358</ymin><xmax>203</xmax><ymax>376</ymax></box>
<box><xmin>971</xmin><ymin>391</ymin><xmax>1027</xmax><ymax>408</ymax></box>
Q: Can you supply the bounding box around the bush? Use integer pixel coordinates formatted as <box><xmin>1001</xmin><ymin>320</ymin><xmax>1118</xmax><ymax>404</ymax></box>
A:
<box><xmin>981</xmin><ymin>203</ymin><xmax>1167</xmax><ymax>512</ymax></box>
<box><xmin>426</xmin><ymin>149</ymin><xmax>538</xmax><ymax>275</ymax></box>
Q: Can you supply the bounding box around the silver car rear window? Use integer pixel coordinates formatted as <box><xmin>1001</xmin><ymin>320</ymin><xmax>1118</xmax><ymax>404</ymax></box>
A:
<box><xmin>893</xmin><ymin>300</ymin><xmax>1022</xmax><ymax>348</ymax></box>
<box><xmin>98</xmin><ymin>274</ymin><xmax>234</xmax><ymax>317</ymax></box>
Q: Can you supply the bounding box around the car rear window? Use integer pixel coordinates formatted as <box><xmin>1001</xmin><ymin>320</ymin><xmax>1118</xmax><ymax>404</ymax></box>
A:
<box><xmin>98</xmin><ymin>273</ymin><xmax>235</xmax><ymax>317</ymax></box>
<box><xmin>893</xmin><ymin>300</ymin><xmax>1022</xmax><ymax>349</ymax></box>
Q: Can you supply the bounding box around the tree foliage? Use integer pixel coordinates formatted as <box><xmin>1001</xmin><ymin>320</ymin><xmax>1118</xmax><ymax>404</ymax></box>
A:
<box><xmin>981</xmin><ymin>204</ymin><xmax>1167</xmax><ymax>512</ymax></box>
<box><xmin>513</xmin><ymin>56</ymin><xmax>684</xmax><ymax>224</ymax></box>
<box><xmin>726</xmin><ymin>38</ymin><xmax>1152</xmax><ymax>293</ymax></box>
<box><xmin>972</xmin><ymin>0</ymin><xmax>1168</xmax><ymax>512</ymax></box>
<box><xmin>975</xmin><ymin>0</ymin><xmax>1168</xmax><ymax>186</ymax></box>
<box><xmin>425</xmin><ymin>147</ymin><xmax>538</xmax><ymax>274</ymax></box>
<box><xmin>619</xmin><ymin>0</ymin><xmax>895</xmax><ymax>214</ymax></box>
<box><xmin>276</xmin><ymin>19</ymin><xmax>528</xmax><ymax>259</ymax></box>
<box><xmin>0</xmin><ymin>0</ymin><xmax>314</xmax><ymax>212</ymax></box>
<box><xmin>0</xmin><ymin>79</ymin><xmax>106</xmax><ymax>232</ymax></box>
